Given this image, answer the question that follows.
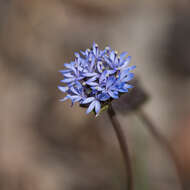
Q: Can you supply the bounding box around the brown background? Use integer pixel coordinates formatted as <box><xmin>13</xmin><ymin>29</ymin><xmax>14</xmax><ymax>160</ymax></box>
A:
<box><xmin>1</xmin><ymin>0</ymin><xmax>190</xmax><ymax>189</ymax></box>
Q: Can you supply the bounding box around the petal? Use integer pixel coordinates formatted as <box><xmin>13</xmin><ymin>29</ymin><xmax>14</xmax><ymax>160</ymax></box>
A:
<box><xmin>124</xmin><ymin>84</ymin><xmax>133</xmax><ymax>89</ymax></box>
<box><xmin>97</xmin><ymin>62</ymin><xmax>103</xmax><ymax>73</ymax></box>
<box><xmin>80</xmin><ymin>50</ymin><xmax>86</xmax><ymax>56</ymax></box>
<box><xmin>91</xmin><ymin>86</ymin><xmax>104</xmax><ymax>91</ymax></box>
<box><xmin>69</xmin><ymin>95</ymin><xmax>82</xmax><ymax>103</ymax></box>
<box><xmin>59</xmin><ymin>69</ymin><xmax>70</xmax><ymax>74</ymax></box>
<box><xmin>104</xmin><ymin>57</ymin><xmax>113</xmax><ymax>68</ymax></box>
<box><xmin>70</xmin><ymin>86</ymin><xmax>79</xmax><ymax>95</ymax></box>
<box><xmin>108</xmin><ymin>90</ymin><xmax>119</xmax><ymax>99</ymax></box>
<box><xmin>63</xmin><ymin>73</ymin><xmax>74</xmax><ymax>78</ymax></box>
<box><xmin>58</xmin><ymin>86</ymin><xmax>69</xmax><ymax>93</ymax></box>
<box><xmin>95</xmin><ymin>101</ymin><xmax>101</xmax><ymax>114</ymax></box>
<box><xmin>83</xmin><ymin>72</ymin><xmax>97</xmax><ymax>77</ymax></box>
<box><xmin>73</xmin><ymin>97</ymin><xmax>82</xmax><ymax>103</ymax></box>
<box><xmin>106</xmin><ymin>76</ymin><xmax>116</xmax><ymax>88</ymax></box>
<box><xmin>121</xmin><ymin>65</ymin><xmax>136</xmax><ymax>74</ymax></box>
<box><xmin>92</xmin><ymin>42</ymin><xmax>99</xmax><ymax>56</ymax></box>
<box><xmin>64</xmin><ymin>63</ymin><xmax>74</xmax><ymax>69</ymax></box>
<box><xmin>81</xmin><ymin>97</ymin><xmax>95</xmax><ymax>104</ymax></box>
<box><xmin>120</xmin><ymin>56</ymin><xmax>131</xmax><ymax>68</ymax></box>
<box><xmin>107</xmin><ymin>70</ymin><xmax>116</xmax><ymax>75</ymax></box>
<box><xmin>110</xmin><ymin>50</ymin><xmax>116</xmax><ymax>62</ymax></box>
<box><xmin>118</xmin><ymin>88</ymin><xmax>128</xmax><ymax>93</ymax></box>
<box><xmin>87</xmin><ymin>75</ymin><xmax>98</xmax><ymax>82</ymax></box>
<box><xmin>61</xmin><ymin>78</ymin><xmax>75</xmax><ymax>83</ymax></box>
<box><xmin>120</xmin><ymin>52</ymin><xmax>128</xmax><ymax>60</ymax></box>
<box><xmin>99</xmin><ymin>72</ymin><xmax>106</xmax><ymax>83</ymax></box>
<box><xmin>86</xmin><ymin>101</ymin><xmax>96</xmax><ymax>114</ymax></box>
<box><xmin>74</xmin><ymin>52</ymin><xmax>80</xmax><ymax>58</ymax></box>
<box><xmin>98</xmin><ymin>93</ymin><xmax>110</xmax><ymax>101</ymax></box>
<box><xmin>86</xmin><ymin>81</ymin><xmax>98</xmax><ymax>86</ymax></box>
<box><xmin>75</xmin><ymin>81</ymin><xmax>83</xmax><ymax>89</ymax></box>
<box><xmin>90</xmin><ymin>56</ymin><xmax>96</xmax><ymax>71</ymax></box>
<box><xmin>122</xmin><ymin>73</ymin><xmax>134</xmax><ymax>82</ymax></box>
<box><xmin>60</xmin><ymin>95</ymin><xmax>69</xmax><ymax>102</ymax></box>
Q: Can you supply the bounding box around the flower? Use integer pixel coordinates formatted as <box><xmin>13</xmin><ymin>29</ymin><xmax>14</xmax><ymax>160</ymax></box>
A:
<box><xmin>58</xmin><ymin>42</ymin><xmax>136</xmax><ymax>116</ymax></box>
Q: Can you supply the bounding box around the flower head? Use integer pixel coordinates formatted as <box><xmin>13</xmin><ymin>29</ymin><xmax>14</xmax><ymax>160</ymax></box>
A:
<box><xmin>58</xmin><ymin>42</ymin><xmax>136</xmax><ymax>116</ymax></box>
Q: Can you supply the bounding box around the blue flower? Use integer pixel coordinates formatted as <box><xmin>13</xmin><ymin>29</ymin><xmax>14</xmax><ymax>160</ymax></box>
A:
<box><xmin>58</xmin><ymin>42</ymin><xmax>136</xmax><ymax>116</ymax></box>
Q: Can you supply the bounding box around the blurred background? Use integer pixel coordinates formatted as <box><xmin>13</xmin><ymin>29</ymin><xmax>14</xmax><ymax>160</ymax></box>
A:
<box><xmin>1</xmin><ymin>0</ymin><xmax>190</xmax><ymax>189</ymax></box>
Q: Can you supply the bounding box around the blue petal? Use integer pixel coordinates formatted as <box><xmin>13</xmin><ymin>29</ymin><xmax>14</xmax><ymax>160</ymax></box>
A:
<box><xmin>92</xmin><ymin>42</ymin><xmax>99</xmax><ymax>56</ymax></box>
<box><xmin>87</xmin><ymin>76</ymin><xmax>98</xmax><ymax>82</ymax></box>
<box><xmin>122</xmin><ymin>73</ymin><xmax>134</xmax><ymax>82</ymax></box>
<box><xmin>125</xmin><ymin>84</ymin><xmax>133</xmax><ymax>89</ymax></box>
<box><xmin>74</xmin><ymin>52</ymin><xmax>80</xmax><ymax>58</ymax></box>
<box><xmin>64</xmin><ymin>63</ymin><xmax>75</xmax><ymax>70</ymax></box>
<box><xmin>110</xmin><ymin>50</ymin><xmax>116</xmax><ymax>62</ymax></box>
<box><xmin>75</xmin><ymin>81</ymin><xmax>83</xmax><ymax>89</ymax></box>
<box><xmin>59</xmin><ymin>69</ymin><xmax>70</xmax><ymax>74</ymax></box>
<box><xmin>61</xmin><ymin>78</ymin><xmax>75</xmax><ymax>83</ymax></box>
<box><xmin>73</xmin><ymin>97</ymin><xmax>82</xmax><ymax>103</ymax></box>
<box><xmin>89</xmin><ymin>56</ymin><xmax>96</xmax><ymax>72</ymax></box>
<box><xmin>120</xmin><ymin>69</ymin><xmax>131</xmax><ymax>79</ymax></box>
<box><xmin>70</xmin><ymin>86</ymin><xmax>79</xmax><ymax>95</ymax></box>
<box><xmin>120</xmin><ymin>56</ymin><xmax>131</xmax><ymax>68</ymax></box>
<box><xmin>80</xmin><ymin>50</ymin><xmax>86</xmax><ymax>56</ymax></box>
<box><xmin>106</xmin><ymin>76</ymin><xmax>116</xmax><ymax>88</ymax></box>
<box><xmin>58</xmin><ymin>86</ymin><xmax>69</xmax><ymax>92</ymax></box>
<box><xmin>86</xmin><ymin>81</ymin><xmax>98</xmax><ymax>86</ymax></box>
<box><xmin>69</xmin><ymin>95</ymin><xmax>82</xmax><ymax>103</ymax></box>
<box><xmin>108</xmin><ymin>90</ymin><xmax>119</xmax><ymax>99</ymax></box>
<box><xmin>121</xmin><ymin>66</ymin><xmax>136</xmax><ymax>75</ymax></box>
<box><xmin>107</xmin><ymin>70</ymin><xmax>116</xmax><ymax>75</ymax></box>
<box><xmin>98</xmin><ymin>93</ymin><xmax>110</xmax><ymax>101</ymax></box>
<box><xmin>97</xmin><ymin>62</ymin><xmax>103</xmax><ymax>73</ymax></box>
<box><xmin>83</xmin><ymin>72</ymin><xmax>97</xmax><ymax>77</ymax></box>
<box><xmin>63</xmin><ymin>73</ymin><xmax>74</xmax><ymax>78</ymax></box>
<box><xmin>95</xmin><ymin>101</ymin><xmax>101</xmax><ymax>114</ymax></box>
<box><xmin>60</xmin><ymin>95</ymin><xmax>69</xmax><ymax>102</ymax></box>
<box><xmin>81</xmin><ymin>97</ymin><xmax>95</xmax><ymax>104</ymax></box>
<box><xmin>91</xmin><ymin>86</ymin><xmax>104</xmax><ymax>91</ymax></box>
<box><xmin>104</xmin><ymin>57</ymin><xmax>114</xmax><ymax>68</ymax></box>
<box><xmin>118</xmin><ymin>88</ymin><xmax>128</xmax><ymax>93</ymax></box>
<box><xmin>86</xmin><ymin>101</ymin><xmax>96</xmax><ymax>114</ymax></box>
<box><xmin>99</xmin><ymin>71</ymin><xmax>107</xmax><ymax>83</ymax></box>
<box><xmin>120</xmin><ymin>52</ymin><xmax>128</xmax><ymax>60</ymax></box>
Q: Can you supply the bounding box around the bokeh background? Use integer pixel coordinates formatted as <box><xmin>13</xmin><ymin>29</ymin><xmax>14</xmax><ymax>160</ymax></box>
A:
<box><xmin>1</xmin><ymin>0</ymin><xmax>190</xmax><ymax>189</ymax></box>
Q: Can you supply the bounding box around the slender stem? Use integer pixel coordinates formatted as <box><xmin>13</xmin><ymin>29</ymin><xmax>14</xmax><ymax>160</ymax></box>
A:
<box><xmin>137</xmin><ymin>109</ymin><xmax>185</xmax><ymax>190</ymax></box>
<box><xmin>108</xmin><ymin>104</ymin><xmax>134</xmax><ymax>190</ymax></box>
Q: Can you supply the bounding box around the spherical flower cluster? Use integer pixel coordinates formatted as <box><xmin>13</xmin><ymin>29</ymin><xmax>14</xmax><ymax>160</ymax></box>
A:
<box><xmin>58</xmin><ymin>42</ymin><xmax>136</xmax><ymax>116</ymax></box>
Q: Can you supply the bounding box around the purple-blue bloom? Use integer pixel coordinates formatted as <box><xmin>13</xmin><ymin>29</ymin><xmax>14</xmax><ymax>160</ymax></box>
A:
<box><xmin>58</xmin><ymin>42</ymin><xmax>136</xmax><ymax>116</ymax></box>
